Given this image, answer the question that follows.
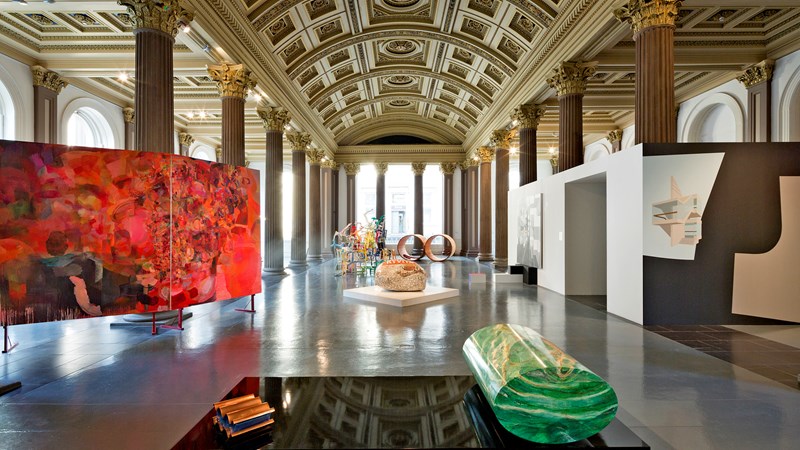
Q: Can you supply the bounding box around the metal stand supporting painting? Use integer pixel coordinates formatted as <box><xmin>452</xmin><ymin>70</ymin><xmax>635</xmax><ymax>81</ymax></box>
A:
<box><xmin>235</xmin><ymin>294</ymin><xmax>257</xmax><ymax>314</ymax></box>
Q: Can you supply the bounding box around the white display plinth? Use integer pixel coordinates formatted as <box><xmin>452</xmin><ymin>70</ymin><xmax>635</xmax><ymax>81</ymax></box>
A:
<box><xmin>494</xmin><ymin>273</ymin><xmax>523</xmax><ymax>283</ymax></box>
<box><xmin>343</xmin><ymin>286</ymin><xmax>460</xmax><ymax>307</ymax></box>
<box><xmin>468</xmin><ymin>273</ymin><xmax>487</xmax><ymax>283</ymax></box>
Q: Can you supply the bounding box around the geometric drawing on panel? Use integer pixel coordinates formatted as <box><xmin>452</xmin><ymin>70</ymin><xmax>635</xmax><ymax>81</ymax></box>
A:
<box><xmin>732</xmin><ymin>177</ymin><xmax>800</xmax><ymax>323</ymax></box>
<box><xmin>652</xmin><ymin>176</ymin><xmax>702</xmax><ymax>246</ymax></box>
<box><xmin>516</xmin><ymin>193</ymin><xmax>542</xmax><ymax>268</ymax></box>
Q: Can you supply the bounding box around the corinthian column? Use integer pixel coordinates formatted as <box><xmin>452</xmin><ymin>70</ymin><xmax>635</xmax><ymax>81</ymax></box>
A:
<box><xmin>119</xmin><ymin>0</ymin><xmax>192</xmax><ymax>153</ymax></box>
<box><xmin>321</xmin><ymin>160</ymin><xmax>337</xmax><ymax>258</ymax></box>
<box><xmin>616</xmin><ymin>0</ymin><xmax>681</xmax><ymax>144</ymax></box>
<box><xmin>257</xmin><ymin>106</ymin><xmax>290</xmax><ymax>274</ymax></box>
<box><xmin>31</xmin><ymin>65</ymin><xmax>68</xmax><ymax>144</ymax></box>
<box><xmin>286</xmin><ymin>131</ymin><xmax>312</xmax><ymax>269</ymax></box>
<box><xmin>178</xmin><ymin>132</ymin><xmax>194</xmax><ymax>156</ymax></box>
<box><xmin>123</xmin><ymin>107</ymin><xmax>135</xmax><ymax>149</ymax></box>
<box><xmin>440</xmin><ymin>162</ymin><xmax>457</xmax><ymax>255</ymax></box>
<box><xmin>459</xmin><ymin>161</ymin><xmax>469</xmax><ymax>256</ymax></box>
<box><xmin>607</xmin><ymin>129</ymin><xmax>623</xmax><ymax>153</ymax></box>
<box><xmin>208</xmin><ymin>63</ymin><xmax>256</xmax><ymax>166</ymax></box>
<box><xmin>512</xmin><ymin>104</ymin><xmax>545</xmax><ymax>186</ymax></box>
<box><xmin>307</xmin><ymin>149</ymin><xmax>324</xmax><ymax>262</ymax></box>
<box><xmin>737</xmin><ymin>59</ymin><xmax>774</xmax><ymax>143</ymax></box>
<box><xmin>375</xmin><ymin>162</ymin><xmax>389</xmax><ymax>221</ymax></box>
<box><xmin>492</xmin><ymin>130</ymin><xmax>512</xmax><ymax>270</ymax></box>
<box><xmin>343</xmin><ymin>163</ymin><xmax>360</xmax><ymax>231</ymax></box>
<box><xmin>466</xmin><ymin>159</ymin><xmax>480</xmax><ymax>258</ymax></box>
<box><xmin>547</xmin><ymin>61</ymin><xmax>596</xmax><ymax>172</ymax></box>
<box><xmin>477</xmin><ymin>146</ymin><xmax>495</xmax><ymax>262</ymax></box>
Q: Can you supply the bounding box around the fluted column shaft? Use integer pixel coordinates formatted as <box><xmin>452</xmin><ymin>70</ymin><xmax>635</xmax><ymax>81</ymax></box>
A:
<box><xmin>321</xmin><ymin>165</ymin><xmax>334</xmax><ymax>258</ymax></box>
<box><xmin>263</xmin><ymin>130</ymin><xmax>284</xmax><ymax>274</ymax></box>
<box><xmin>308</xmin><ymin>161</ymin><xmax>322</xmax><ymax>261</ymax></box>
<box><xmin>443</xmin><ymin>171</ymin><xmax>454</xmax><ymax>255</ymax></box>
<box><xmin>519</xmin><ymin>127</ymin><xmax>537</xmax><ymax>185</ymax></box>
<box><xmin>33</xmin><ymin>86</ymin><xmax>58</xmax><ymax>144</ymax></box>
<box><xmin>467</xmin><ymin>165</ymin><xmax>480</xmax><ymax>258</ymax></box>
<box><xmin>635</xmin><ymin>25</ymin><xmax>676</xmax><ymax>144</ymax></box>
<box><xmin>221</xmin><ymin>97</ymin><xmax>245</xmax><ymax>166</ymax></box>
<box><xmin>413</xmin><ymin>171</ymin><xmax>424</xmax><ymax>256</ymax></box>
<box><xmin>134</xmin><ymin>29</ymin><xmax>174</xmax><ymax>153</ymax></box>
<box><xmin>494</xmin><ymin>147</ymin><xmax>509</xmax><ymax>269</ymax></box>
<box><xmin>290</xmin><ymin>150</ymin><xmax>307</xmax><ymax>268</ymax></box>
<box><xmin>478</xmin><ymin>151</ymin><xmax>494</xmax><ymax>262</ymax></box>
<box><xmin>376</xmin><ymin>173</ymin><xmax>386</xmax><ymax>220</ymax></box>
<box><xmin>346</xmin><ymin>173</ymin><xmax>357</xmax><ymax>227</ymax></box>
<box><xmin>332</xmin><ymin>168</ymin><xmax>340</xmax><ymax>232</ymax></box>
<box><xmin>459</xmin><ymin>167</ymin><xmax>468</xmax><ymax>256</ymax></box>
<box><xmin>559</xmin><ymin>93</ymin><xmax>584</xmax><ymax>171</ymax></box>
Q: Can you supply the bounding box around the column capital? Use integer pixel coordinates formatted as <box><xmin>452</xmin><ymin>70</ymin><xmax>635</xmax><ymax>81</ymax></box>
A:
<box><xmin>322</xmin><ymin>160</ymin><xmax>339</xmax><ymax>170</ymax></box>
<box><xmin>123</xmin><ymin>107</ymin><xmax>135</xmax><ymax>124</ymax></box>
<box><xmin>374</xmin><ymin>162</ymin><xmax>389</xmax><ymax>175</ymax></box>
<box><xmin>343</xmin><ymin>162</ymin><xmax>360</xmax><ymax>176</ymax></box>
<box><xmin>178</xmin><ymin>131</ymin><xmax>194</xmax><ymax>147</ymax></box>
<box><xmin>118</xmin><ymin>0</ymin><xmax>193</xmax><ymax>37</ymax></box>
<box><xmin>491</xmin><ymin>129</ymin><xmax>513</xmax><ymax>149</ymax></box>
<box><xmin>411</xmin><ymin>162</ymin><xmax>426</xmax><ymax>176</ymax></box>
<box><xmin>478</xmin><ymin>146</ymin><xmax>495</xmax><ymax>163</ymax></box>
<box><xmin>546</xmin><ymin>61</ymin><xmax>597</xmax><ymax>97</ymax></box>
<box><xmin>615</xmin><ymin>0</ymin><xmax>682</xmax><ymax>35</ymax></box>
<box><xmin>737</xmin><ymin>59</ymin><xmax>775</xmax><ymax>88</ymax></box>
<box><xmin>439</xmin><ymin>162</ymin><xmax>457</xmax><ymax>175</ymax></box>
<box><xmin>215</xmin><ymin>146</ymin><xmax>222</xmax><ymax>161</ymax></box>
<box><xmin>257</xmin><ymin>106</ymin><xmax>291</xmax><ymax>131</ymax></box>
<box><xmin>31</xmin><ymin>65</ymin><xmax>68</xmax><ymax>93</ymax></box>
<box><xmin>306</xmin><ymin>149</ymin><xmax>325</xmax><ymax>165</ymax></box>
<box><xmin>460</xmin><ymin>158</ymin><xmax>479</xmax><ymax>171</ymax></box>
<box><xmin>607</xmin><ymin>129</ymin><xmax>623</xmax><ymax>143</ymax></box>
<box><xmin>207</xmin><ymin>63</ymin><xmax>257</xmax><ymax>99</ymax></box>
<box><xmin>286</xmin><ymin>131</ymin><xmax>312</xmax><ymax>152</ymax></box>
<box><xmin>512</xmin><ymin>104</ymin><xmax>546</xmax><ymax>129</ymax></box>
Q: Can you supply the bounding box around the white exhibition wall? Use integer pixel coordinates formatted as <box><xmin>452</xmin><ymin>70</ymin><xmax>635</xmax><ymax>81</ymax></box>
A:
<box><xmin>509</xmin><ymin>145</ymin><xmax>644</xmax><ymax>324</ymax></box>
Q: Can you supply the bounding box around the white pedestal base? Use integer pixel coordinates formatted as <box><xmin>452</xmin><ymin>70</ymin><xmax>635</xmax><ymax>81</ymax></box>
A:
<box><xmin>468</xmin><ymin>273</ymin><xmax>486</xmax><ymax>284</ymax></box>
<box><xmin>343</xmin><ymin>286</ymin><xmax>460</xmax><ymax>307</ymax></box>
<box><xmin>494</xmin><ymin>273</ymin><xmax>523</xmax><ymax>283</ymax></box>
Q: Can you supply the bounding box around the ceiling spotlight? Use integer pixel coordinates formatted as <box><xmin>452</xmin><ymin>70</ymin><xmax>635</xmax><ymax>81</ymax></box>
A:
<box><xmin>473</xmin><ymin>155</ymin><xmax>479</xmax><ymax>161</ymax></box>
<box><xmin>198</xmin><ymin>110</ymin><xmax>207</xmax><ymax>118</ymax></box>
<box><xmin>548</xmin><ymin>146</ymin><xmax>556</xmax><ymax>155</ymax></box>
<box><xmin>284</xmin><ymin>124</ymin><xmax>292</xmax><ymax>131</ymax></box>
<box><xmin>510</xmin><ymin>146</ymin><xmax>518</xmax><ymax>154</ymax></box>
<box><xmin>187</xmin><ymin>112</ymin><xmax>194</xmax><ymax>119</ymax></box>
<box><xmin>118</xmin><ymin>72</ymin><xmax>129</xmax><ymax>82</ymax></box>
<box><xmin>512</xmin><ymin>119</ymin><xmax>519</xmax><ymax>126</ymax></box>
<box><xmin>253</xmin><ymin>93</ymin><xmax>262</xmax><ymax>102</ymax></box>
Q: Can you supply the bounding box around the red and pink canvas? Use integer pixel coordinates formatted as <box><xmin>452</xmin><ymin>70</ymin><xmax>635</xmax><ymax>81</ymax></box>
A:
<box><xmin>0</xmin><ymin>140</ymin><xmax>261</xmax><ymax>325</ymax></box>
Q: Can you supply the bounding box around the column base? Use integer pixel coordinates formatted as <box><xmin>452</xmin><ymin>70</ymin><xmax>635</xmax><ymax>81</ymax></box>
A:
<box><xmin>466</xmin><ymin>249</ymin><xmax>479</xmax><ymax>258</ymax></box>
<box><xmin>308</xmin><ymin>254</ymin><xmax>323</xmax><ymax>263</ymax></box>
<box><xmin>262</xmin><ymin>267</ymin><xmax>286</xmax><ymax>276</ymax></box>
<box><xmin>288</xmin><ymin>260</ymin><xmax>308</xmax><ymax>269</ymax></box>
<box><xmin>478</xmin><ymin>253</ymin><xmax>494</xmax><ymax>262</ymax></box>
<box><xmin>493</xmin><ymin>258</ymin><xmax>508</xmax><ymax>270</ymax></box>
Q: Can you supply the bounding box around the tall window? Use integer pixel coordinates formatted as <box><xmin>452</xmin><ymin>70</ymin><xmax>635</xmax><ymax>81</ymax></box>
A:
<box><xmin>422</xmin><ymin>168</ymin><xmax>443</xmax><ymax>236</ymax></box>
<box><xmin>355</xmin><ymin>164</ymin><xmax>377</xmax><ymax>226</ymax></box>
<box><xmin>67</xmin><ymin>107</ymin><xmax>114</xmax><ymax>148</ymax></box>
<box><xmin>385</xmin><ymin>164</ymin><xmax>411</xmax><ymax>244</ymax></box>
<box><xmin>191</xmin><ymin>144</ymin><xmax>215</xmax><ymax>162</ymax></box>
<box><xmin>509</xmin><ymin>159</ymin><xmax>520</xmax><ymax>190</ymax></box>
<box><xmin>0</xmin><ymin>79</ymin><xmax>14</xmax><ymax>139</ymax></box>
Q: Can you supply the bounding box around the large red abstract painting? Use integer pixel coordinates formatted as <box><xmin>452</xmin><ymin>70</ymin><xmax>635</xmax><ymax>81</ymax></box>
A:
<box><xmin>0</xmin><ymin>140</ymin><xmax>261</xmax><ymax>325</ymax></box>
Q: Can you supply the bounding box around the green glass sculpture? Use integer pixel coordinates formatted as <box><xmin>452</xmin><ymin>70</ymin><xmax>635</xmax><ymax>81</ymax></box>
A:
<box><xmin>462</xmin><ymin>324</ymin><xmax>618</xmax><ymax>444</ymax></box>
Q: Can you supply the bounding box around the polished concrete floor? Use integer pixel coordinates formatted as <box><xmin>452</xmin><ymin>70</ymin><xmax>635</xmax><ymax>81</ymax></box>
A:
<box><xmin>2</xmin><ymin>258</ymin><xmax>800</xmax><ymax>449</ymax></box>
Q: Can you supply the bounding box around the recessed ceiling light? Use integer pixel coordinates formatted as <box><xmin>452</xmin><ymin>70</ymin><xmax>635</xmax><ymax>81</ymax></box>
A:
<box><xmin>118</xmin><ymin>72</ymin><xmax>129</xmax><ymax>82</ymax></box>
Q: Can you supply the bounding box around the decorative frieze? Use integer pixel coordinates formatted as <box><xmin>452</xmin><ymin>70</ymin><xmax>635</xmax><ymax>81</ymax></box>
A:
<box><xmin>615</xmin><ymin>0</ymin><xmax>682</xmax><ymax>35</ymax></box>
<box><xmin>117</xmin><ymin>0</ymin><xmax>193</xmax><ymax>37</ymax></box>
<box><xmin>546</xmin><ymin>61</ymin><xmax>597</xmax><ymax>96</ymax></box>
<box><xmin>411</xmin><ymin>162</ymin><xmax>427</xmax><ymax>176</ymax></box>
<box><xmin>512</xmin><ymin>104</ymin><xmax>546</xmax><ymax>129</ymax></box>
<box><xmin>207</xmin><ymin>63</ymin><xmax>256</xmax><ymax>99</ymax></box>
<box><xmin>30</xmin><ymin>65</ymin><xmax>68</xmax><ymax>93</ymax></box>
<box><xmin>478</xmin><ymin>146</ymin><xmax>495</xmax><ymax>163</ymax></box>
<box><xmin>257</xmin><ymin>106</ymin><xmax>291</xmax><ymax>131</ymax></box>
<box><xmin>286</xmin><ymin>131</ymin><xmax>312</xmax><ymax>152</ymax></box>
<box><xmin>737</xmin><ymin>59</ymin><xmax>774</xmax><ymax>88</ymax></box>
<box><xmin>491</xmin><ymin>129</ymin><xmax>513</xmax><ymax>149</ymax></box>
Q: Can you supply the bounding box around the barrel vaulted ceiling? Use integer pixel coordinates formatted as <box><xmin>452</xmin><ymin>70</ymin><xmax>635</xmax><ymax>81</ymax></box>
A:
<box><xmin>0</xmin><ymin>1</ymin><xmax>799</xmax><ymax>161</ymax></box>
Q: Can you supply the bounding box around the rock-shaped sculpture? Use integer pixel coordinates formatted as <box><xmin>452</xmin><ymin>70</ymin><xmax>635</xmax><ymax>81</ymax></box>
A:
<box><xmin>375</xmin><ymin>259</ymin><xmax>426</xmax><ymax>292</ymax></box>
<box><xmin>463</xmin><ymin>324</ymin><xmax>618</xmax><ymax>444</ymax></box>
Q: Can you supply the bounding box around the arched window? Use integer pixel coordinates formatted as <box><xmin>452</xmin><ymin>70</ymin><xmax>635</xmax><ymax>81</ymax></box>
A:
<box><xmin>190</xmin><ymin>144</ymin><xmax>216</xmax><ymax>162</ymax></box>
<box><xmin>682</xmin><ymin>92</ymin><xmax>744</xmax><ymax>143</ymax></box>
<box><xmin>0</xmin><ymin>79</ymin><xmax>15</xmax><ymax>139</ymax></box>
<box><xmin>67</xmin><ymin>107</ymin><xmax>115</xmax><ymax>148</ymax></box>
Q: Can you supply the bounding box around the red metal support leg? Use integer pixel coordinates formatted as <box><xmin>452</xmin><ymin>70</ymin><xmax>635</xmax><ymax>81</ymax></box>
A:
<box><xmin>151</xmin><ymin>312</ymin><xmax>157</xmax><ymax>335</ymax></box>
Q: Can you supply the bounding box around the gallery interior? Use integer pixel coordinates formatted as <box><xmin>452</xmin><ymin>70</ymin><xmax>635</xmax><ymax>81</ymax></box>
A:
<box><xmin>1</xmin><ymin>0</ymin><xmax>800</xmax><ymax>448</ymax></box>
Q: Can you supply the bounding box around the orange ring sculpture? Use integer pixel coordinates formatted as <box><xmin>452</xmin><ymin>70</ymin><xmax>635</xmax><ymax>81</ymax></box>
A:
<box><xmin>396</xmin><ymin>234</ymin><xmax>456</xmax><ymax>262</ymax></box>
<box><xmin>424</xmin><ymin>234</ymin><xmax>457</xmax><ymax>262</ymax></box>
<box><xmin>396</xmin><ymin>234</ymin><xmax>426</xmax><ymax>261</ymax></box>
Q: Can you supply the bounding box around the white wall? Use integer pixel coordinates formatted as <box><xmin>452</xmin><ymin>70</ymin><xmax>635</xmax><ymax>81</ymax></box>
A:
<box><xmin>0</xmin><ymin>52</ymin><xmax>34</xmax><ymax>141</ymax></box>
<box><xmin>773</xmin><ymin>48</ymin><xmax>800</xmax><ymax>141</ymax></box>
<box><xmin>678</xmin><ymin>79</ymin><xmax>746</xmax><ymax>143</ymax></box>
